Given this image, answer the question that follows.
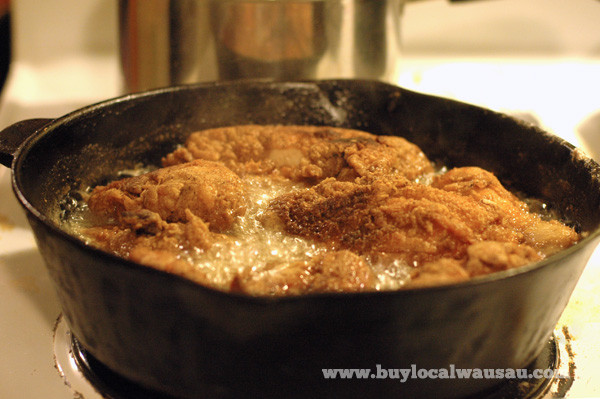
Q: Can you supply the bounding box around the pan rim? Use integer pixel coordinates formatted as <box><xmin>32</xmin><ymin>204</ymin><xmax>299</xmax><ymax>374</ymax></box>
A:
<box><xmin>9</xmin><ymin>78</ymin><xmax>600</xmax><ymax>303</ymax></box>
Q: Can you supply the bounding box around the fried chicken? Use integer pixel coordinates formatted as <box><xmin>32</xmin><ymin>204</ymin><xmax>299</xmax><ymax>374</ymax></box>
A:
<box><xmin>431</xmin><ymin>167</ymin><xmax>580</xmax><ymax>256</ymax></box>
<box><xmin>263</xmin><ymin>167</ymin><xmax>579</xmax><ymax>267</ymax></box>
<box><xmin>406</xmin><ymin>258</ymin><xmax>470</xmax><ymax>288</ymax></box>
<box><xmin>233</xmin><ymin>250</ymin><xmax>376</xmax><ymax>296</ymax></box>
<box><xmin>83</xmin><ymin>209</ymin><xmax>216</xmax><ymax>286</ymax></box>
<box><xmin>162</xmin><ymin>125</ymin><xmax>433</xmax><ymax>182</ymax></box>
<box><xmin>406</xmin><ymin>241</ymin><xmax>542</xmax><ymax>288</ymax></box>
<box><xmin>78</xmin><ymin>125</ymin><xmax>581</xmax><ymax>295</ymax></box>
<box><xmin>462</xmin><ymin>241</ymin><xmax>542</xmax><ymax>276</ymax></box>
<box><xmin>83</xmin><ymin>159</ymin><xmax>247</xmax><ymax>287</ymax></box>
<box><xmin>88</xmin><ymin>159</ymin><xmax>246</xmax><ymax>232</ymax></box>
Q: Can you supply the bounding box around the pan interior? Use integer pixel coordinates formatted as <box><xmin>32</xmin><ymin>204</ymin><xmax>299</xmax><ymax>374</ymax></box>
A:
<box><xmin>14</xmin><ymin>80</ymin><xmax>600</xmax><ymax>243</ymax></box>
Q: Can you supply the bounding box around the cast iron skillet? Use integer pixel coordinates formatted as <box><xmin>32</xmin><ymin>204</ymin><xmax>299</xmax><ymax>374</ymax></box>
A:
<box><xmin>1</xmin><ymin>79</ymin><xmax>600</xmax><ymax>399</ymax></box>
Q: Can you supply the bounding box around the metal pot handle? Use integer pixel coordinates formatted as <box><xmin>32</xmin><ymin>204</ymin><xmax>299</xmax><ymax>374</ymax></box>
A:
<box><xmin>0</xmin><ymin>118</ymin><xmax>53</xmax><ymax>168</ymax></box>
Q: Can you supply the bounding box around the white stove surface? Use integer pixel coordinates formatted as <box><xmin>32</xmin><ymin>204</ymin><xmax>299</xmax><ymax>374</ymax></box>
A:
<box><xmin>1</xmin><ymin>0</ymin><xmax>600</xmax><ymax>398</ymax></box>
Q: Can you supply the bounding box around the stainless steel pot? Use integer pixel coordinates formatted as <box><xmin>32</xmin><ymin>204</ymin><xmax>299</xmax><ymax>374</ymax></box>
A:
<box><xmin>119</xmin><ymin>0</ymin><xmax>468</xmax><ymax>92</ymax></box>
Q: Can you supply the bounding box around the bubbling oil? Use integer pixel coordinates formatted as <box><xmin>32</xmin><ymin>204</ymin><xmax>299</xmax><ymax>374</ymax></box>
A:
<box><xmin>180</xmin><ymin>176</ymin><xmax>335</xmax><ymax>290</ymax></box>
<box><xmin>62</xmin><ymin>165</ymin><xmax>569</xmax><ymax>293</ymax></box>
<box><xmin>63</xmin><ymin>171</ymin><xmax>418</xmax><ymax>291</ymax></box>
<box><xmin>192</xmin><ymin>175</ymin><xmax>422</xmax><ymax>290</ymax></box>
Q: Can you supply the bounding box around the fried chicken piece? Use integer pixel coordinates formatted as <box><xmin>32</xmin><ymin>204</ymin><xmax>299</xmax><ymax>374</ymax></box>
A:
<box><xmin>432</xmin><ymin>167</ymin><xmax>580</xmax><ymax>256</ymax></box>
<box><xmin>83</xmin><ymin>210</ymin><xmax>214</xmax><ymax>258</ymax></box>
<box><xmin>81</xmin><ymin>160</ymin><xmax>243</xmax><ymax>288</ymax></box>
<box><xmin>264</xmin><ymin>167</ymin><xmax>580</xmax><ymax>267</ymax></box>
<box><xmin>83</xmin><ymin>210</ymin><xmax>215</xmax><ymax>286</ymax></box>
<box><xmin>263</xmin><ymin>174</ymin><xmax>494</xmax><ymax>263</ymax></box>
<box><xmin>233</xmin><ymin>250</ymin><xmax>376</xmax><ymax>296</ymax></box>
<box><xmin>88</xmin><ymin>159</ymin><xmax>246</xmax><ymax>232</ymax></box>
<box><xmin>462</xmin><ymin>241</ymin><xmax>542</xmax><ymax>276</ymax></box>
<box><xmin>406</xmin><ymin>258</ymin><xmax>470</xmax><ymax>288</ymax></box>
<box><xmin>522</xmin><ymin>221</ymin><xmax>580</xmax><ymax>256</ymax></box>
<box><xmin>79</xmin><ymin>123</ymin><xmax>581</xmax><ymax>294</ymax></box>
<box><xmin>162</xmin><ymin>125</ymin><xmax>433</xmax><ymax>182</ymax></box>
<box><xmin>128</xmin><ymin>248</ymin><xmax>207</xmax><ymax>284</ymax></box>
<box><xmin>406</xmin><ymin>241</ymin><xmax>541</xmax><ymax>288</ymax></box>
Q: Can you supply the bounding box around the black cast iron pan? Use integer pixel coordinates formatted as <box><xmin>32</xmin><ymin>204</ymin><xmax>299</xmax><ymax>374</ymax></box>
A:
<box><xmin>1</xmin><ymin>79</ymin><xmax>600</xmax><ymax>399</ymax></box>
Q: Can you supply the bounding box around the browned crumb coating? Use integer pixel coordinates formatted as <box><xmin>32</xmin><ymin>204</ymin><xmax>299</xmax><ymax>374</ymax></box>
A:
<box><xmin>233</xmin><ymin>250</ymin><xmax>376</xmax><ymax>296</ymax></box>
<box><xmin>88</xmin><ymin>159</ymin><xmax>246</xmax><ymax>232</ymax></box>
<box><xmin>264</xmin><ymin>166</ymin><xmax>579</xmax><ymax>288</ymax></box>
<box><xmin>81</xmin><ymin>126</ymin><xmax>580</xmax><ymax>295</ymax></box>
<box><xmin>162</xmin><ymin>125</ymin><xmax>434</xmax><ymax>182</ymax></box>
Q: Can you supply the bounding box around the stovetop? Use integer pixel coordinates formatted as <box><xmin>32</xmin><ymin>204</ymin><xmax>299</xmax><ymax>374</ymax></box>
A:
<box><xmin>1</xmin><ymin>60</ymin><xmax>599</xmax><ymax>398</ymax></box>
<box><xmin>1</xmin><ymin>0</ymin><xmax>600</xmax><ymax>398</ymax></box>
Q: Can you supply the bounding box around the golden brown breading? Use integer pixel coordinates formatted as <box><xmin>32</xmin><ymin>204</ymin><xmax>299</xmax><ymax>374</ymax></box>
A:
<box><xmin>83</xmin><ymin>210</ymin><xmax>216</xmax><ymax>286</ymax></box>
<box><xmin>406</xmin><ymin>258</ymin><xmax>470</xmax><ymax>288</ymax></box>
<box><xmin>431</xmin><ymin>167</ymin><xmax>580</xmax><ymax>256</ymax></box>
<box><xmin>406</xmin><ymin>240</ymin><xmax>542</xmax><ymax>288</ymax></box>
<box><xmin>162</xmin><ymin>125</ymin><xmax>433</xmax><ymax>182</ymax></box>
<box><xmin>84</xmin><ymin>159</ymin><xmax>247</xmax><ymax>288</ymax></box>
<box><xmin>264</xmin><ymin>167</ymin><xmax>580</xmax><ymax>266</ymax></box>
<box><xmin>80</xmin><ymin>125</ymin><xmax>581</xmax><ymax>295</ymax></box>
<box><xmin>462</xmin><ymin>241</ymin><xmax>542</xmax><ymax>276</ymax></box>
<box><xmin>263</xmin><ymin>174</ymin><xmax>492</xmax><ymax>263</ymax></box>
<box><xmin>232</xmin><ymin>250</ymin><xmax>376</xmax><ymax>296</ymax></box>
<box><xmin>88</xmin><ymin>159</ymin><xmax>246</xmax><ymax>232</ymax></box>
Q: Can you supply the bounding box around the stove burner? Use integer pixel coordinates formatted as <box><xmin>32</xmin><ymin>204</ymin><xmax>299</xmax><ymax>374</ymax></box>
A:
<box><xmin>53</xmin><ymin>310</ymin><xmax>573</xmax><ymax>399</ymax></box>
<box><xmin>66</xmin><ymin>333</ymin><xmax>566</xmax><ymax>399</ymax></box>
<box><xmin>71</xmin><ymin>338</ymin><xmax>175</xmax><ymax>399</ymax></box>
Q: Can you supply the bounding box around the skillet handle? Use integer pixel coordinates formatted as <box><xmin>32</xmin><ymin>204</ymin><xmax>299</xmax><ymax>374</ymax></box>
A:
<box><xmin>0</xmin><ymin>118</ymin><xmax>53</xmax><ymax>168</ymax></box>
